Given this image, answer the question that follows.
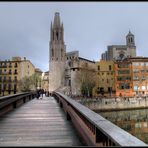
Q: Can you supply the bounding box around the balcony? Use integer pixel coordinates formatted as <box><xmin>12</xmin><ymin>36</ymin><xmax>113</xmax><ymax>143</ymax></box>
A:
<box><xmin>0</xmin><ymin>65</ymin><xmax>7</xmax><ymax>68</ymax></box>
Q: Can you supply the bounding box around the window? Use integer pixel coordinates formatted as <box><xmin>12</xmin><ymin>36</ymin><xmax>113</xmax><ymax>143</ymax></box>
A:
<box><xmin>3</xmin><ymin>84</ymin><xmax>6</xmax><ymax>90</ymax></box>
<box><xmin>118</xmin><ymin>70</ymin><xmax>130</xmax><ymax>74</ymax></box>
<box><xmin>14</xmin><ymin>84</ymin><xmax>17</xmax><ymax>90</ymax></box>
<box><xmin>141</xmin><ymin>62</ymin><xmax>145</xmax><ymax>66</ymax></box>
<box><xmin>3</xmin><ymin>76</ymin><xmax>6</xmax><ymax>82</ymax></box>
<box><xmin>119</xmin><ymin>83</ymin><xmax>130</xmax><ymax>89</ymax></box>
<box><xmin>109</xmin><ymin>65</ymin><xmax>112</xmax><ymax>70</ymax></box>
<box><xmin>98</xmin><ymin>65</ymin><xmax>100</xmax><ymax>71</ymax></box>
<box><xmin>8</xmin><ymin>84</ymin><xmax>11</xmax><ymax>90</ymax></box>
<box><xmin>14</xmin><ymin>76</ymin><xmax>17</xmax><ymax>82</ymax></box>
<box><xmin>118</xmin><ymin>64</ymin><xmax>129</xmax><ymax>68</ymax></box>
<box><xmin>56</xmin><ymin>31</ymin><xmax>58</xmax><ymax>40</ymax></box>
<box><xmin>14</xmin><ymin>69</ymin><xmax>17</xmax><ymax>74</ymax></box>
<box><xmin>9</xmin><ymin>63</ymin><xmax>12</xmax><ymax>68</ymax></box>
<box><xmin>9</xmin><ymin>77</ymin><xmax>11</xmax><ymax>82</ymax></box>
<box><xmin>14</xmin><ymin>63</ymin><xmax>17</xmax><ymax>68</ymax></box>
<box><xmin>133</xmin><ymin>62</ymin><xmax>139</xmax><ymax>66</ymax></box>
<box><xmin>9</xmin><ymin>69</ymin><xmax>12</xmax><ymax>74</ymax></box>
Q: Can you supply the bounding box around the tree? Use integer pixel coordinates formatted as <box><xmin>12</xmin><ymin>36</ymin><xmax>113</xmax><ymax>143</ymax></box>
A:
<box><xmin>18</xmin><ymin>73</ymin><xmax>41</xmax><ymax>92</ymax></box>
<box><xmin>18</xmin><ymin>76</ymin><xmax>32</xmax><ymax>92</ymax></box>
<box><xmin>30</xmin><ymin>73</ymin><xmax>41</xmax><ymax>90</ymax></box>
<box><xmin>75</xmin><ymin>64</ymin><xmax>96</xmax><ymax>97</ymax></box>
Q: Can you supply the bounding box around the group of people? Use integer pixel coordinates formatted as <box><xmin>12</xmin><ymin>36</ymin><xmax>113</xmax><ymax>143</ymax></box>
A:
<box><xmin>36</xmin><ymin>89</ymin><xmax>50</xmax><ymax>99</ymax></box>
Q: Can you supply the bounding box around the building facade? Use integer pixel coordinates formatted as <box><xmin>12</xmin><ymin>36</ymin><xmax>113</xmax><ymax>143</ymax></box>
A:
<box><xmin>101</xmin><ymin>31</ymin><xmax>136</xmax><ymax>61</ymax></box>
<box><xmin>94</xmin><ymin>60</ymin><xmax>115</xmax><ymax>97</ymax></box>
<box><xmin>42</xmin><ymin>71</ymin><xmax>49</xmax><ymax>92</ymax></box>
<box><xmin>114</xmin><ymin>59</ymin><xmax>133</xmax><ymax>97</ymax></box>
<box><xmin>129</xmin><ymin>57</ymin><xmax>148</xmax><ymax>97</ymax></box>
<box><xmin>0</xmin><ymin>57</ymin><xmax>35</xmax><ymax>96</ymax></box>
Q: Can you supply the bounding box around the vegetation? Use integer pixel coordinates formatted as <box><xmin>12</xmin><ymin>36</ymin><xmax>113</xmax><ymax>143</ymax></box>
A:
<box><xmin>18</xmin><ymin>73</ymin><xmax>41</xmax><ymax>92</ymax></box>
<box><xmin>76</xmin><ymin>64</ymin><xmax>96</xmax><ymax>97</ymax></box>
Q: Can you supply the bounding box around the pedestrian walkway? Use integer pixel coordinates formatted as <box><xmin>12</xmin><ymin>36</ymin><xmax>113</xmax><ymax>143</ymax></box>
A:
<box><xmin>0</xmin><ymin>96</ymin><xmax>83</xmax><ymax>146</ymax></box>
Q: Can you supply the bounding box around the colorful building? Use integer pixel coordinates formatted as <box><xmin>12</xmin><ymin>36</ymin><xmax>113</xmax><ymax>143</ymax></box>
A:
<box><xmin>129</xmin><ymin>57</ymin><xmax>148</xmax><ymax>97</ymax></box>
<box><xmin>114</xmin><ymin>59</ymin><xmax>133</xmax><ymax>97</ymax></box>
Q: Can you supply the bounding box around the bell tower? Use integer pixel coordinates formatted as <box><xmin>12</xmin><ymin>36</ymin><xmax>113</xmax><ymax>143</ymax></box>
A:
<box><xmin>126</xmin><ymin>30</ymin><xmax>136</xmax><ymax>57</ymax></box>
<box><xmin>126</xmin><ymin>30</ymin><xmax>135</xmax><ymax>47</ymax></box>
<box><xmin>49</xmin><ymin>12</ymin><xmax>66</xmax><ymax>92</ymax></box>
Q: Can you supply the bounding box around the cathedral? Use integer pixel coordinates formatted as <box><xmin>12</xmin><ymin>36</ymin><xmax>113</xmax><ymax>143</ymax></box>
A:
<box><xmin>101</xmin><ymin>31</ymin><xmax>136</xmax><ymax>61</ymax></box>
<box><xmin>49</xmin><ymin>12</ymin><xmax>96</xmax><ymax>94</ymax></box>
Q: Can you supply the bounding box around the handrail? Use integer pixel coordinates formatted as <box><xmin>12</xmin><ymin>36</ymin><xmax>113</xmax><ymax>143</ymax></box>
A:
<box><xmin>53</xmin><ymin>91</ymin><xmax>147</xmax><ymax>146</ymax></box>
<box><xmin>0</xmin><ymin>91</ymin><xmax>36</xmax><ymax>116</ymax></box>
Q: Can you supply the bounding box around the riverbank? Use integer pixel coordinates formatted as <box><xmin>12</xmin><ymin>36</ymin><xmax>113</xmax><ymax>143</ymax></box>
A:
<box><xmin>77</xmin><ymin>97</ymin><xmax>148</xmax><ymax>112</ymax></box>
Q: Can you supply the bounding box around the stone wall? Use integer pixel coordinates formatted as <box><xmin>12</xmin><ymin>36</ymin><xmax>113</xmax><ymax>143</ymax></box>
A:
<box><xmin>79</xmin><ymin>97</ymin><xmax>148</xmax><ymax>112</ymax></box>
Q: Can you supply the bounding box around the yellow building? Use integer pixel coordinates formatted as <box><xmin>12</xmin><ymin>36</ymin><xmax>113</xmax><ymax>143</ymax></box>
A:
<box><xmin>94</xmin><ymin>60</ymin><xmax>115</xmax><ymax>97</ymax></box>
<box><xmin>42</xmin><ymin>71</ymin><xmax>49</xmax><ymax>92</ymax></box>
<box><xmin>0</xmin><ymin>57</ymin><xmax>35</xmax><ymax>96</ymax></box>
<box><xmin>35</xmin><ymin>68</ymin><xmax>43</xmax><ymax>90</ymax></box>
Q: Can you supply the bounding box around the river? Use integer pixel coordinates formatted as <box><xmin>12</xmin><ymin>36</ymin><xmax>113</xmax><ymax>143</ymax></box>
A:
<box><xmin>96</xmin><ymin>109</ymin><xmax>148</xmax><ymax>144</ymax></box>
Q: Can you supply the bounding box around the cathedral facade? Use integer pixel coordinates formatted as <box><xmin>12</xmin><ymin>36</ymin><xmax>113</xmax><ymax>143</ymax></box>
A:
<box><xmin>101</xmin><ymin>31</ymin><xmax>136</xmax><ymax>61</ymax></box>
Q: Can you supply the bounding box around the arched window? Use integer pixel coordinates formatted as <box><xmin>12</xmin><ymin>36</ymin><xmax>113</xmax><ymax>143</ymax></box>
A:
<box><xmin>56</xmin><ymin>31</ymin><xmax>58</xmax><ymax>40</ymax></box>
<box><xmin>119</xmin><ymin>54</ymin><xmax>124</xmax><ymax>59</ymax></box>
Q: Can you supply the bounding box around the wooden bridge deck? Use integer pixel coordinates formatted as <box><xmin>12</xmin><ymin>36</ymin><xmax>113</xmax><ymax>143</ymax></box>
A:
<box><xmin>0</xmin><ymin>96</ymin><xmax>83</xmax><ymax>146</ymax></box>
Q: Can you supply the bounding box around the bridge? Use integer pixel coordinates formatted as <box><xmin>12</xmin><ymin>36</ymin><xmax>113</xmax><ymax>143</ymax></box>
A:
<box><xmin>0</xmin><ymin>92</ymin><xmax>147</xmax><ymax>146</ymax></box>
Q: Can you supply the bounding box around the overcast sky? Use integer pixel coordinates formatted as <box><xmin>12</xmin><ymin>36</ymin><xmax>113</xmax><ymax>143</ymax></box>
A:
<box><xmin>0</xmin><ymin>2</ymin><xmax>148</xmax><ymax>72</ymax></box>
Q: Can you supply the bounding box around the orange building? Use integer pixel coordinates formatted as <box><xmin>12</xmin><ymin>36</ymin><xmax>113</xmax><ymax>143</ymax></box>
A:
<box><xmin>129</xmin><ymin>57</ymin><xmax>148</xmax><ymax>97</ymax></box>
<box><xmin>114</xmin><ymin>59</ymin><xmax>133</xmax><ymax>97</ymax></box>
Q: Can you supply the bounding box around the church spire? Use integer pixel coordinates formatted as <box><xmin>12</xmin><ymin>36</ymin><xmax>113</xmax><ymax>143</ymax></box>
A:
<box><xmin>53</xmin><ymin>12</ymin><xmax>61</xmax><ymax>28</ymax></box>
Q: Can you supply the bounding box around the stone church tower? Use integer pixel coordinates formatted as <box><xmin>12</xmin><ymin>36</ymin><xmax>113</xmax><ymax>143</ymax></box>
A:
<box><xmin>49</xmin><ymin>12</ymin><xmax>66</xmax><ymax>92</ymax></box>
<box><xmin>126</xmin><ymin>30</ymin><xmax>136</xmax><ymax>57</ymax></box>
